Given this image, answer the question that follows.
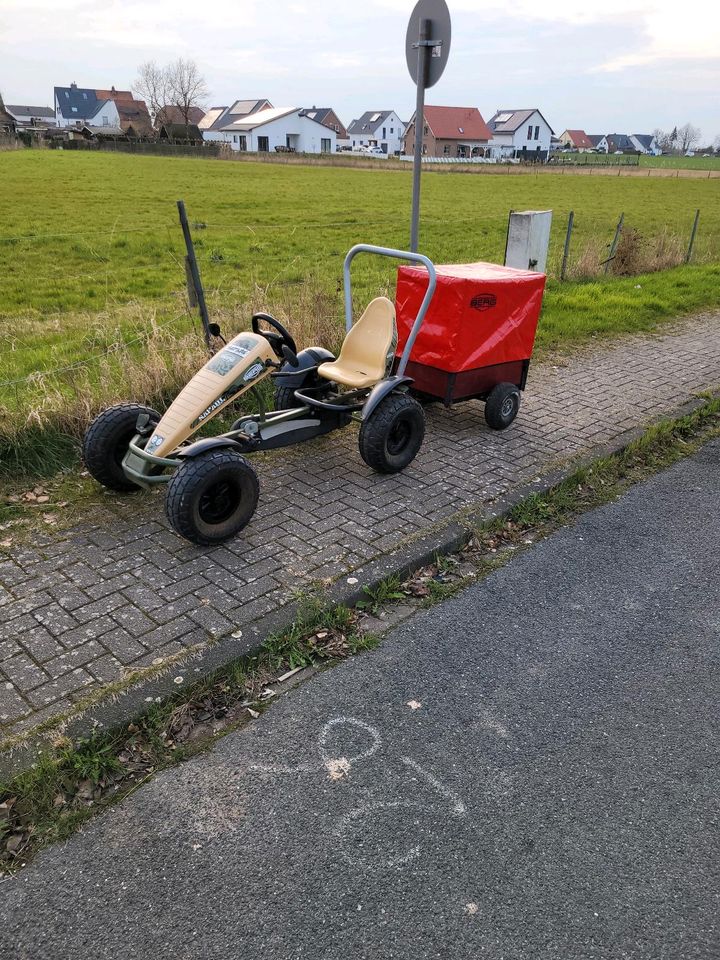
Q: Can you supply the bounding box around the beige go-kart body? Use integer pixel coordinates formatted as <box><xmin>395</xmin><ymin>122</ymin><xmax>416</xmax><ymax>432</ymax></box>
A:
<box><xmin>144</xmin><ymin>332</ymin><xmax>276</xmax><ymax>460</ymax></box>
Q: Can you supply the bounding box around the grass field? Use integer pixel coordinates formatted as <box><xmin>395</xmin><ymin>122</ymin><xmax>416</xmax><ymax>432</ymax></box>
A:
<box><xmin>1</xmin><ymin>150</ymin><xmax>719</xmax><ymax>475</ymax></box>
<box><xmin>641</xmin><ymin>155</ymin><xmax>720</xmax><ymax>171</ymax></box>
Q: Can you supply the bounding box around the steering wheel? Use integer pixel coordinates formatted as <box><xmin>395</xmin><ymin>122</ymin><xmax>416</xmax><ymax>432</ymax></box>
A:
<box><xmin>251</xmin><ymin>313</ymin><xmax>297</xmax><ymax>360</ymax></box>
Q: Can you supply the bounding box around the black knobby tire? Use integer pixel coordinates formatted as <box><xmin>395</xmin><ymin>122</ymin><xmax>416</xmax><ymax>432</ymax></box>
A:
<box><xmin>484</xmin><ymin>382</ymin><xmax>521</xmax><ymax>431</ymax></box>
<box><xmin>358</xmin><ymin>393</ymin><xmax>425</xmax><ymax>474</ymax></box>
<box><xmin>165</xmin><ymin>449</ymin><xmax>260</xmax><ymax>546</ymax></box>
<box><xmin>83</xmin><ymin>403</ymin><xmax>160</xmax><ymax>492</ymax></box>
<box><xmin>274</xmin><ymin>384</ymin><xmax>299</xmax><ymax>410</ymax></box>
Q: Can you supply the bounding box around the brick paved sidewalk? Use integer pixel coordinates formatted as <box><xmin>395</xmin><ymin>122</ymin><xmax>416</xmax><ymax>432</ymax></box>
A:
<box><xmin>1</xmin><ymin>313</ymin><xmax>719</xmax><ymax>744</ymax></box>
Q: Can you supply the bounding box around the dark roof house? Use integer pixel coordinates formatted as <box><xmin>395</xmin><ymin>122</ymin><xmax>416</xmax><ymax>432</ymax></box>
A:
<box><xmin>54</xmin><ymin>84</ymin><xmax>112</xmax><ymax>122</ymax></box>
<box><xmin>158</xmin><ymin>123</ymin><xmax>203</xmax><ymax>143</ymax></box>
<box><xmin>301</xmin><ymin>107</ymin><xmax>347</xmax><ymax>139</ymax></box>
<box><xmin>156</xmin><ymin>105</ymin><xmax>206</xmax><ymax>127</ymax></box>
<box><xmin>347</xmin><ymin>110</ymin><xmax>398</xmax><ymax>137</ymax></box>
<box><xmin>605</xmin><ymin>133</ymin><xmax>636</xmax><ymax>153</ymax></box>
<box><xmin>0</xmin><ymin>93</ymin><xmax>16</xmax><ymax>132</ymax></box>
<box><xmin>488</xmin><ymin>108</ymin><xmax>554</xmax><ymax>134</ymax></box>
<box><xmin>202</xmin><ymin>99</ymin><xmax>272</xmax><ymax>132</ymax></box>
<box><xmin>5</xmin><ymin>104</ymin><xmax>55</xmax><ymax>127</ymax></box>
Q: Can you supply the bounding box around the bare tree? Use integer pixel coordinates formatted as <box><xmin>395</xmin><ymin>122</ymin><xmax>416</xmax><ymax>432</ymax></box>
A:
<box><xmin>713</xmin><ymin>134</ymin><xmax>720</xmax><ymax>155</ymax></box>
<box><xmin>652</xmin><ymin>127</ymin><xmax>672</xmax><ymax>153</ymax></box>
<box><xmin>676</xmin><ymin>122</ymin><xmax>701</xmax><ymax>155</ymax></box>
<box><xmin>134</xmin><ymin>61</ymin><xmax>169</xmax><ymax>124</ymax></box>
<box><xmin>165</xmin><ymin>58</ymin><xmax>209</xmax><ymax>130</ymax></box>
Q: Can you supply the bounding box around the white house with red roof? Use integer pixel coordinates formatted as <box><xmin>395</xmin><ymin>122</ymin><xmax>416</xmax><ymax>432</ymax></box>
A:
<box><xmin>558</xmin><ymin>129</ymin><xmax>594</xmax><ymax>152</ymax></box>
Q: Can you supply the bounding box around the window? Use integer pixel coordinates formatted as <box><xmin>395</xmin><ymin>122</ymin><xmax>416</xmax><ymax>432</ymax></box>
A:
<box><xmin>82</xmin><ymin>93</ymin><xmax>88</xmax><ymax>100</ymax></box>
<box><xmin>258</xmin><ymin>136</ymin><xmax>269</xmax><ymax>152</ymax></box>
<box><xmin>233</xmin><ymin>135</ymin><xmax>238</xmax><ymax>143</ymax></box>
<box><xmin>534</xmin><ymin>125</ymin><xmax>539</xmax><ymax>140</ymax></box>
<box><xmin>102</xmin><ymin>116</ymin><xmax>109</xmax><ymax>126</ymax></box>
<box><xmin>64</xmin><ymin>91</ymin><xmax>69</xmax><ymax>98</ymax></box>
<box><xmin>443</xmin><ymin>144</ymin><xmax>450</xmax><ymax>155</ymax></box>
<box><xmin>239</xmin><ymin>135</ymin><xmax>247</xmax><ymax>151</ymax></box>
<box><xmin>423</xmin><ymin>124</ymin><xmax>429</xmax><ymax>135</ymax></box>
<box><xmin>390</xmin><ymin>127</ymin><xmax>393</xmax><ymax>134</ymax></box>
<box><xmin>382</xmin><ymin>127</ymin><xmax>386</xmax><ymax>139</ymax></box>
<box><xmin>321</xmin><ymin>138</ymin><xmax>331</xmax><ymax>153</ymax></box>
<box><xmin>527</xmin><ymin>125</ymin><xmax>533</xmax><ymax>140</ymax></box>
<box><xmin>71</xmin><ymin>106</ymin><xmax>78</xmax><ymax>112</ymax></box>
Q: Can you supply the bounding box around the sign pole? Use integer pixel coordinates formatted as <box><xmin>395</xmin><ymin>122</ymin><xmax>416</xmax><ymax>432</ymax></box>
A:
<box><xmin>410</xmin><ymin>18</ymin><xmax>430</xmax><ymax>252</ymax></box>
<box><xmin>405</xmin><ymin>0</ymin><xmax>451</xmax><ymax>254</ymax></box>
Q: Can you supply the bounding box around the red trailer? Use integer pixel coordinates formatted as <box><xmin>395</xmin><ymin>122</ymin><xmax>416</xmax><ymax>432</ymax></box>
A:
<box><xmin>394</xmin><ymin>261</ymin><xmax>546</xmax><ymax>429</ymax></box>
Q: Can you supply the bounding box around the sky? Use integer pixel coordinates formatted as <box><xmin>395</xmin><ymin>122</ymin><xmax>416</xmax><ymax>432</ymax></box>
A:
<box><xmin>0</xmin><ymin>0</ymin><xmax>718</xmax><ymax>142</ymax></box>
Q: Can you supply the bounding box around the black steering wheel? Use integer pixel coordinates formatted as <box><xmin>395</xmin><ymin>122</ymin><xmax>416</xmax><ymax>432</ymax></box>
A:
<box><xmin>251</xmin><ymin>313</ymin><xmax>297</xmax><ymax>360</ymax></box>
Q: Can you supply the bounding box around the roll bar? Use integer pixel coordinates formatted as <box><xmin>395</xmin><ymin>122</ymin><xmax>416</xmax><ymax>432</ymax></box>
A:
<box><xmin>343</xmin><ymin>244</ymin><xmax>437</xmax><ymax>378</ymax></box>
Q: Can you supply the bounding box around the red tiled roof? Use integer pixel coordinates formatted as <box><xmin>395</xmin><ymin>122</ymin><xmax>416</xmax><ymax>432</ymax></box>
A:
<box><xmin>96</xmin><ymin>88</ymin><xmax>134</xmax><ymax>102</ymax></box>
<box><xmin>564</xmin><ymin>129</ymin><xmax>593</xmax><ymax>149</ymax></box>
<box><xmin>157</xmin><ymin>105</ymin><xmax>205</xmax><ymax>126</ymax></box>
<box><xmin>423</xmin><ymin>106</ymin><xmax>492</xmax><ymax>141</ymax></box>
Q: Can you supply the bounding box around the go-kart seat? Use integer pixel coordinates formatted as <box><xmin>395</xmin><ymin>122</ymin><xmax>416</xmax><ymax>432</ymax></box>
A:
<box><xmin>317</xmin><ymin>297</ymin><xmax>396</xmax><ymax>390</ymax></box>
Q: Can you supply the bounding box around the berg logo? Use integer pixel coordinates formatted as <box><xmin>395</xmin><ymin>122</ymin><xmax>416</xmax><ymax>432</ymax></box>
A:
<box><xmin>242</xmin><ymin>362</ymin><xmax>265</xmax><ymax>383</ymax></box>
<box><xmin>470</xmin><ymin>294</ymin><xmax>497</xmax><ymax>311</ymax></box>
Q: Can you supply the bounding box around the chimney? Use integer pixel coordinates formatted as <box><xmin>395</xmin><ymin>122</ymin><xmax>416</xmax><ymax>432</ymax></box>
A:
<box><xmin>71</xmin><ymin>82</ymin><xmax>77</xmax><ymax>89</ymax></box>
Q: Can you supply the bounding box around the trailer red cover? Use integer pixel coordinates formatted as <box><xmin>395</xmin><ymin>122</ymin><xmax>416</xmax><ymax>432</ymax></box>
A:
<box><xmin>394</xmin><ymin>262</ymin><xmax>546</xmax><ymax>404</ymax></box>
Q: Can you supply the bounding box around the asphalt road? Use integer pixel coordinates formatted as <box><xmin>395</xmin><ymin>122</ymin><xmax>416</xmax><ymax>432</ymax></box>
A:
<box><xmin>2</xmin><ymin>440</ymin><xmax>719</xmax><ymax>960</ymax></box>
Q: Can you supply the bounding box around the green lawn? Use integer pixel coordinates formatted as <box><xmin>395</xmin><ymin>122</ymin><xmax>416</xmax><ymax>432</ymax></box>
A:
<box><xmin>641</xmin><ymin>155</ymin><xmax>720</xmax><ymax>170</ymax></box>
<box><xmin>0</xmin><ymin>150</ymin><xmax>719</xmax><ymax>472</ymax></box>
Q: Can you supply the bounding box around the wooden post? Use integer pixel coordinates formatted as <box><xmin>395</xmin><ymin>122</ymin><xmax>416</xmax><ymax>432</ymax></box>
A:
<box><xmin>560</xmin><ymin>210</ymin><xmax>574</xmax><ymax>281</ymax></box>
<box><xmin>177</xmin><ymin>200</ymin><xmax>212</xmax><ymax>349</ymax></box>
<box><xmin>604</xmin><ymin>212</ymin><xmax>624</xmax><ymax>274</ymax></box>
<box><xmin>686</xmin><ymin>209</ymin><xmax>700</xmax><ymax>263</ymax></box>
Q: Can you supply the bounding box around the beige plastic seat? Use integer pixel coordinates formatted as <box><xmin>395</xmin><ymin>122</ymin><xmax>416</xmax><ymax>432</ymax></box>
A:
<box><xmin>318</xmin><ymin>297</ymin><xmax>396</xmax><ymax>390</ymax></box>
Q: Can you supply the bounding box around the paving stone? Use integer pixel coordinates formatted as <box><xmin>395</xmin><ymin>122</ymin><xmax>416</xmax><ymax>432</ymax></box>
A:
<box><xmin>45</xmin><ymin>641</ymin><xmax>107</xmax><ymax>680</ymax></box>
<box><xmin>87</xmin><ymin>654</ymin><xmax>125</xmax><ymax>684</ymax></box>
<box><xmin>110</xmin><ymin>605</ymin><xmax>158</xmax><ymax>638</ymax></box>
<box><xmin>25</xmin><ymin>669</ymin><xmax>94</xmax><ymax>709</ymax></box>
<box><xmin>100</xmin><ymin>629</ymin><xmax>148</xmax><ymax>665</ymax></box>
<box><xmin>1</xmin><ymin>653</ymin><xmax>50</xmax><ymax>694</ymax></box>
<box><xmin>0</xmin><ymin>683</ymin><xmax>31</xmax><ymax>725</ymax></box>
<box><xmin>19</xmin><ymin>627</ymin><xmax>66</xmax><ymax>664</ymax></box>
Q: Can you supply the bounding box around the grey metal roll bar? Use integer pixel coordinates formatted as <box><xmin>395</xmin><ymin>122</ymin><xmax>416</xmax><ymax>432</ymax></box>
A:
<box><xmin>343</xmin><ymin>243</ymin><xmax>437</xmax><ymax>377</ymax></box>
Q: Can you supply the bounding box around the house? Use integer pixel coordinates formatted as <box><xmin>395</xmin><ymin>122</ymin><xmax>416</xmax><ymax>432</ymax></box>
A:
<box><xmin>487</xmin><ymin>109</ymin><xmax>554</xmax><ymax>160</ymax></box>
<box><xmin>156</xmin><ymin>105</ymin><xmax>206</xmax><ymax>127</ymax></box>
<box><xmin>201</xmin><ymin>99</ymin><xmax>273</xmax><ymax>141</ymax></box>
<box><xmin>5</xmin><ymin>104</ymin><xmax>56</xmax><ymax>129</ymax></box>
<box><xmin>158</xmin><ymin>123</ymin><xmax>204</xmax><ymax>144</ymax></box>
<box><xmin>0</xmin><ymin>93</ymin><xmax>17</xmax><ymax>133</ymax></box>
<box><xmin>80</xmin><ymin>124</ymin><xmax>126</xmax><ymax>140</ymax></box>
<box><xmin>630</xmin><ymin>134</ymin><xmax>661</xmax><ymax>155</ymax></box>
<box><xmin>558</xmin><ymin>129</ymin><xmax>594</xmax><ymax>152</ymax></box>
<box><xmin>301</xmin><ymin>107</ymin><xmax>348</xmax><ymax>143</ymax></box>
<box><xmin>97</xmin><ymin>87</ymin><xmax>153</xmax><ymax>137</ymax></box>
<box><xmin>54</xmin><ymin>83</ymin><xmax>120</xmax><ymax>128</ymax></box>
<box><xmin>403</xmin><ymin>105</ymin><xmax>491</xmax><ymax>158</ymax></box>
<box><xmin>588</xmin><ymin>134</ymin><xmax>608</xmax><ymax>152</ymax></box>
<box><xmin>347</xmin><ymin>111</ymin><xmax>405</xmax><ymax>154</ymax></box>
<box><xmin>605</xmin><ymin>133</ymin><xmax>636</xmax><ymax>154</ymax></box>
<box><xmin>211</xmin><ymin>106</ymin><xmax>336</xmax><ymax>153</ymax></box>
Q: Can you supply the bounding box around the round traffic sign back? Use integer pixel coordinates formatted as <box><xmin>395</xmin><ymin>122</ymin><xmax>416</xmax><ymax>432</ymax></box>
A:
<box><xmin>405</xmin><ymin>0</ymin><xmax>452</xmax><ymax>89</ymax></box>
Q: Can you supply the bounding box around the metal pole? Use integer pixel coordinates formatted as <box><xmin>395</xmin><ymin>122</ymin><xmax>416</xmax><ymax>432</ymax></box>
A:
<box><xmin>560</xmin><ymin>210</ymin><xmax>574</xmax><ymax>280</ymax></box>
<box><xmin>686</xmin><ymin>209</ymin><xmax>700</xmax><ymax>263</ymax></box>
<box><xmin>410</xmin><ymin>17</ymin><xmax>431</xmax><ymax>252</ymax></box>
<box><xmin>503</xmin><ymin>209</ymin><xmax>514</xmax><ymax>265</ymax></box>
<box><xmin>604</xmin><ymin>212</ymin><xmax>624</xmax><ymax>274</ymax></box>
<box><xmin>177</xmin><ymin>199</ymin><xmax>212</xmax><ymax>349</ymax></box>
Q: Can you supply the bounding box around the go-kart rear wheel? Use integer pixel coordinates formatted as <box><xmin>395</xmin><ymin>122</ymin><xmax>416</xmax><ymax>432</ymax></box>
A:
<box><xmin>83</xmin><ymin>403</ymin><xmax>160</xmax><ymax>492</ymax></box>
<box><xmin>484</xmin><ymin>383</ymin><xmax>521</xmax><ymax>431</ymax></box>
<box><xmin>359</xmin><ymin>393</ymin><xmax>425</xmax><ymax>474</ymax></box>
<box><xmin>274</xmin><ymin>384</ymin><xmax>298</xmax><ymax>410</ymax></box>
<box><xmin>165</xmin><ymin>449</ymin><xmax>259</xmax><ymax>546</ymax></box>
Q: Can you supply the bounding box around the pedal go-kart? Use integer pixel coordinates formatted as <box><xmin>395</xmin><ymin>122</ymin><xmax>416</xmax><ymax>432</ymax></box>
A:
<box><xmin>84</xmin><ymin>244</ymin><xmax>545</xmax><ymax>546</ymax></box>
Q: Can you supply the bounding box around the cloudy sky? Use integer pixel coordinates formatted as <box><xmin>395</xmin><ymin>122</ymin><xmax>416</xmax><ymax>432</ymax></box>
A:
<box><xmin>1</xmin><ymin>0</ymin><xmax>718</xmax><ymax>141</ymax></box>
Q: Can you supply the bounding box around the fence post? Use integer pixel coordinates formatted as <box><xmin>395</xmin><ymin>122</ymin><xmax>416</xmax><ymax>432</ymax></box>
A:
<box><xmin>177</xmin><ymin>199</ymin><xmax>212</xmax><ymax>349</ymax></box>
<box><xmin>686</xmin><ymin>209</ymin><xmax>700</xmax><ymax>263</ymax></box>
<box><xmin>560</xmin><ymin>210</ymin><xmax>574</xmax><ymax>280</ymax></box>
<box><xmin>604</xmin><ymin>212</ymin><xmax>624</xmax><ymax>274</ymax></box>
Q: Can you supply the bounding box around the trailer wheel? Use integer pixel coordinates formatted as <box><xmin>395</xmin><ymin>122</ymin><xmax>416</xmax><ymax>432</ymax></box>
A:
<box><xmin>83</xmin><ymin>403</ymin><xmax>160</xmax><ymax>492</ymax></box>
<box><xmin>484</xmin><ymin>383</ymin><xmax>521</xmax><ymax>431</ymax></box>
<box><xmin>165</xmin><ymin>449</ymin><xmax>259</xmax><ymax>546</ymax></box>
<box><xmin>359</xmin><ymin>393</ymin><xmax>425</xmax><ymax>473</ymax></box>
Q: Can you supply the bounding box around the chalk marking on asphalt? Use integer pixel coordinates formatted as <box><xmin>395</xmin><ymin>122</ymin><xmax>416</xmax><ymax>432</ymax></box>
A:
<box><xmin>334</xmin><ymin>800</ymin><xmax>423</xmax><ymax>868</ymax></box>
<box><xmin>401</xmin><ymin>757</ymin><xmax>466</xmax><ymax>815</ymax></box>
<box><xmin>249</xmin><ymin>716</ymin><xmax>381</xmax><ymax>776</ymax></box>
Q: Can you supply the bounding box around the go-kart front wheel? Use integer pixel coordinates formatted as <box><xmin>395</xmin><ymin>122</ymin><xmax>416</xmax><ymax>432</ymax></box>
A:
<box><xmin>358</xmin><ymin>393</ymin><xmax>425</xmax><ymax>474</ymax></box>
<box><xmin>83</xmin><ymin>403</ymin><xmax>160</xmax><ymax>492</ymax></box>
<box><xmin>165</xmin><ymin>449</ymin><xmax>260</xmax><ymax>546</ymax></box>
